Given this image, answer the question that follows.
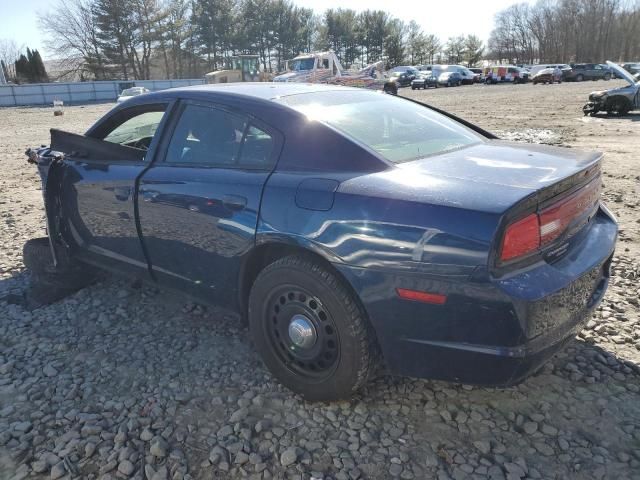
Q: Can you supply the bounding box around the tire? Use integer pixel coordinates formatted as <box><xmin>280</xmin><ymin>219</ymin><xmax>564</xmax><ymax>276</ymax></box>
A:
<box><xmin>23</xmin><ymin>237</ymin><xmax>54</xmax><ymax>274</ymax></box>
<box><xmin>248</xmin><ymin>255</ymin><xmax>379</xmax><ymax>401</ymax></box>
<box><xmin>383</xmin><ymin>83</ymin><xmax>397</xmax><ymax>95</ymax></box>
<box><xmin>604</xmin><ymin>73</ymin><xmax>611</xmax><ymax>81</ymax></box>
<box><xmin>576</xmin><ymin>74</ymin><xmax>583</xmax><ymax>82</ymax></box>
<box><xmin>606</xmin><ymin>97</ymin><xmax>630</xmax><ymax>116</ymax></box>
<box><xmin>23</xmin><ymin>237</ymin><xmax>98</xmax><ymax>291</ymax></box>
<box><xmin>411</xmin><ymin>86</ymin><xmax>415</xmax><ymax>90</ymax></box>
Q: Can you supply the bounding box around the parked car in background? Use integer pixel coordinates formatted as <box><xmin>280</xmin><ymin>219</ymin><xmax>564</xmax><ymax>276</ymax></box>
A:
<box><xmin>390</xmin><ymin>66</ymin><xmax>419</xmax><ymax>81</ymax></box>
<box><xmin>621</xmin><ymin>63</ymin><xmax>640</xmax><ymax>75</ymax></box>
<box><xmin>584</xmin><ymin>61</ymin><xmax>640</xmax><ymax>116</ymax></box>
<box><xmin>438</xmin><ymin>71</ymin><xmax>463</xmax><ymax>87</ymax></box>
<box><xmin>117</xmin><ymin>86</ymin><xmax>150</xmax><ymax>103</ymax></box>
<box><xmin>439</xmin><ymin>65</ymin><xmax>476</xmax><ymax>85</ymax></box>
<box><xmin>529</xmin><ymin>64</ymin><xmax>572</xmax><ymax>79</ymax></box>
<box><xmin>566</xmin><ymin>63</ymin><xmax>612</xmax><ymax>82</ymax></box>
<box><xmin>469</xmin><ymin>68</ymin><xmax>485</xmax><ymax>83</ymax></box>
<box><xmin>26</xmin><ymin>82</ymin><xmax>617</xmax><ymax>401</ymax></box>
<box><xmin>389</xmin><ymin>71</ymin><xmax>414</xmax><ymax>87</ymax></box>
<box><xmin>532</xmin><ymin>68</ymin><xmax>562</xmax><ymax>84</ymax></box>
<box><xmin>411</xmin><ymin>73</ymin><xmax>438</xmax><ymax>89</ymax></box>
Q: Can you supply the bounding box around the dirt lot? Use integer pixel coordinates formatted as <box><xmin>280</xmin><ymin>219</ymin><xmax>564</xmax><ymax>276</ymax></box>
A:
<box><xmin>0</xmin><ymin>81</ymin><xmax>639</xmax><ymax>480</ymax></box>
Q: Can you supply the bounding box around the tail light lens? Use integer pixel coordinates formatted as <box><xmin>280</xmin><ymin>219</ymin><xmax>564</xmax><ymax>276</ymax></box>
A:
<box><xmin>500</xmin><ymin>213</ymin><xmax>540</xmax><ymax>261</ymax></box>
<box><xmin>499</xmin><ymin>179</ymin><xmax>600</xmax><ymax>263</ymax></box>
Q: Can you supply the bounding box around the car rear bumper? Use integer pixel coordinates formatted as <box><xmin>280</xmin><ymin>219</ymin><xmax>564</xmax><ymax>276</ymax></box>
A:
<box><xmin>335</xmin><ymin>207</ymin><xmax>617</xmax><ymax>386</ymax></box>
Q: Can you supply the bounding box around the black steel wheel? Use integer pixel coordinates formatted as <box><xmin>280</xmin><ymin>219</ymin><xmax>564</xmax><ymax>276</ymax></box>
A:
<box><xmin>248</xmin><ymin>255</ymin><xmax>379</xmax><ymax>401</ymax></box>
<box><xmin>265</xmin><ymin>285</ymin><xmax>340</xmax><ymax>379</ymax></box>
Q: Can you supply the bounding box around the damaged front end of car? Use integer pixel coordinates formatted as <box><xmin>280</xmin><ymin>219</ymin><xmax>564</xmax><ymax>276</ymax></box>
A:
<box><xmin>582</xmin><ymin>90</ymin><xmax>609</xmax><ymax>116</ymax></box>
<box><xmin>26</xmin><ymin>145</ymin><xmax>66</xmax><ymax>267</ymax></box>
<box><xmin>583</xmin><ymin>61</ymin><xmax>640</xmax><ymax>116</ymax></box>
<box><xmin>21</xmin><ymin>143</ymin><xmax>99</xmax><ymax>309</ymax></box>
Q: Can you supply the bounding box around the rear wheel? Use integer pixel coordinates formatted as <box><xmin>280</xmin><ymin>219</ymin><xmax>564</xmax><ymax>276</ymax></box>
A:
<box><xmin>576</xmin><ymin>74</ymin><xmax>584</xmax><ymax>82</ymax></box>
<box><xmin>248</xmin><ymin>255</ymin><xmax>378</xmax><ymax>401</ymax></box>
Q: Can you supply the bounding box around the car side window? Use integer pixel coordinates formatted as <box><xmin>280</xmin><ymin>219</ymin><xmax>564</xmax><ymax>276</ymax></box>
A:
<box><xmin>100</xmin><ymin>107</ymin><xmax>167</xmax><ymax>151</ymax></box>
<box><xmin>166</xmin><ymin>104</ymin><xmax>246</xmax><ymax>166</ymax></box>
<box><xmin>238</xmin><ymin>124</ymin><xmax>274</xmax><ymax>168</ymax></box>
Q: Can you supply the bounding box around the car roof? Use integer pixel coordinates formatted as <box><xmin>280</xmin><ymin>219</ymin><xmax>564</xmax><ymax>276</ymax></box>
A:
<box><xmin>145</xmin><ymin>82</ymin><xmax>360</xmax><ymax>102</ymax></box>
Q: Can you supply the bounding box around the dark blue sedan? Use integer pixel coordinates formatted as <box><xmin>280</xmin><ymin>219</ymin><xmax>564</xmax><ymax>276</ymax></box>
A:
<box><xmin>28</xmin><ymin>83</ymin><xmax>617</xmax><ymax>401</ymax></box>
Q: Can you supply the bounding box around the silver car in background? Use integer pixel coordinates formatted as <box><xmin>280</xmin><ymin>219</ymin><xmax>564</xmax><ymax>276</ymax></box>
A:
<box><xmin>583</xmin><ymin>61</ymin><xmax>640</xmax><ymax>116</ymax></box>
<box><xmin>117</xmin><ymin>86</ymin><xmax>150</xmax><ymax>104</ymax></box>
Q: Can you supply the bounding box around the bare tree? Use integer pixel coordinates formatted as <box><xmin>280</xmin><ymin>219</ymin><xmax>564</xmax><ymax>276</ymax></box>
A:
<box><xmin>0</xmin><ymin>39</ymin><xmax>24</xmax><ymax>82</ymax></box>
<box><xmin>38</xmin><ymin>0</ymin><xmax>107</xmax><ymax>80</ymax></box>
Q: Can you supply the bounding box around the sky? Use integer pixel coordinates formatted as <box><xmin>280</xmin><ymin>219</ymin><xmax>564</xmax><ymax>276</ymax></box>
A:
<box><xmin>0</xmin><ymin>0</ymin><xmax>521</xmax><ymax>60</ymax></box>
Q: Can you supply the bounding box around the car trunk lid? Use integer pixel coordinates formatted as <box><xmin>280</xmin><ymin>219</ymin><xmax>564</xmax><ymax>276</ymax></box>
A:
<box><xmin>398</xmin><ymin>140</ymin><xmax>601</xmax><ymax>192</ymax></box>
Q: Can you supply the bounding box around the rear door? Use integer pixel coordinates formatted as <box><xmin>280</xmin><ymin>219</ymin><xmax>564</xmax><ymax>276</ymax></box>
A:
<box><xmin>137</xmin><ymin>100</ymin><xmax>282</xmax><ymax>307</ymax></box>
<box><xmin>52</xmin><ymin>102</ymin><xmax>172</xmax><ymax>276</ymax></box>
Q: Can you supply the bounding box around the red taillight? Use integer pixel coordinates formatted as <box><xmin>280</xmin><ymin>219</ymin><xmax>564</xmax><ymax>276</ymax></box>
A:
<box><xmin>499</xmin><ymin>179</ymin><xmax>600</xmax><ymax>263</ymax></box>
<box><xmin>539</xmin><ymin>180</ymin><xmax>600</xmax><ymax>246</ymax></box>
<box><xmin>500</xmin><ymin>213</ymin><xmax>540</xmax><ymax>261</ymax></box>
<box><xmin>396</xmin><ymin>288</ymin><xmax>447</xmax><ymax>305</ymax></box>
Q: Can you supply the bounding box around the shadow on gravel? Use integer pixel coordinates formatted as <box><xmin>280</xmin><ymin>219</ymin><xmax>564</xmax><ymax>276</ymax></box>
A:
<box><xmin>1</xmin><ymin>273</ymin><xmax>639</xmax><ymax>480</ymax></box>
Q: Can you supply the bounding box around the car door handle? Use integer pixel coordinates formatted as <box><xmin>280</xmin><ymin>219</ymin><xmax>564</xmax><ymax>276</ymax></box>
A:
<box><xmin>222</xmin><ymin>194</ymin><xmax>247</xmax><ymax>210</ymax></box>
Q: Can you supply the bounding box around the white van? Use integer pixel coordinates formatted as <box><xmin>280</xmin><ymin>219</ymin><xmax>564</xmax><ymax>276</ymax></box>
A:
<box><xmin>439</xmin><ymin>65</ymin><xmax>477</xmax><ymax>84</ymax></box>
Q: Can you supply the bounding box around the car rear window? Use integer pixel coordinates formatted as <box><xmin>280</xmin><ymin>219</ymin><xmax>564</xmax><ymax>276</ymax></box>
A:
<box><xmin>278</xmin><ymin>91</ymin><xmax>483</xmax><ymax>163</ymax></box>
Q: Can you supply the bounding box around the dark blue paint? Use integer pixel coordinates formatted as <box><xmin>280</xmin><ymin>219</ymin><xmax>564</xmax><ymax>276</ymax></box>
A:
<box><xmin>43</xmin><ymin>84</ymin><xmax>618</xmax><ymax>387</ymax></box>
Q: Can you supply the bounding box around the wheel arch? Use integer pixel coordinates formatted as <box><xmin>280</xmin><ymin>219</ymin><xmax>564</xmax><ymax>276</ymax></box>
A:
<box><xmin>606</xmin><ymin>95</ymin><xmax>632</xmax><ymax>109</ymax></box>
<box><xmin>238</xmin><ymin>237</ymin><xmax>373</xmax><ymax>334</ymax></box>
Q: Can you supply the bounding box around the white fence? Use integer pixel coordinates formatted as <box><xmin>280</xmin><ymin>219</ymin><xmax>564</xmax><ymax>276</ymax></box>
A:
<box><xmin>0</xmin><ymin>79</ymin><xmax>205</xmax><ymax>107</ymax></box>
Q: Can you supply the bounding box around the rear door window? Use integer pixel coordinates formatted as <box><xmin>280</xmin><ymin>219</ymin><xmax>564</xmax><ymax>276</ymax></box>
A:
<box><xmin>166</xmin><ymin>104</ymin><xmax>245</xmax><ymax>166</ymax></box>
<box><xmin>165</xmin><ymin>103</ymin><xmax>275</xmax><ymax>169</ymax></box>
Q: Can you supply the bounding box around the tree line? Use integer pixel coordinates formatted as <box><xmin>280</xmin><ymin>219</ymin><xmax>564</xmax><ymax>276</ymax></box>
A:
<box><xmin>489</xmin><ymin>0</ymin><xmax>640</xmax><ymax>65</ymax></box>
<box><xmin>38</xmin><ymin>0</ymin><xmax>485</xmax><ymax>81</ymax></box>
<box><xmin>0</xmin><ymin>41</ymin><xmax>49</xmax><ymax>84</ymax></box>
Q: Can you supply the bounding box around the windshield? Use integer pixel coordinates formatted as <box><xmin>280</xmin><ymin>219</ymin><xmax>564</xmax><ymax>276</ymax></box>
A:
<box><xmin>278</xmin><ymin>91</ymin><xmax>483</xmax><ymax>163</ymax></box>
<box><xmin>290</xmin><ymin>58</ymin><xmax>315</xmax><ymax>71</ymax></box>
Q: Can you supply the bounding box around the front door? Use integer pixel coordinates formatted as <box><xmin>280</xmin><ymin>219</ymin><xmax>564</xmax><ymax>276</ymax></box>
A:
<box><xmin>137</xmin><ymin>100</ymin><xmax>281</xmax><ymax>307</ymax></box>
<box><xmin>52</xmin><ymin>103</ymin><xmax>171</xmax><ymax>276</ymax></box>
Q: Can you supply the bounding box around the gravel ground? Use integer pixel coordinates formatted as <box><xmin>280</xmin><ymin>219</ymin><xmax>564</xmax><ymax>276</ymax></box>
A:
<box><xmin>1</xmin><ymin>81</ymin><xmax>639</xmax><ymax>480</ymax></box>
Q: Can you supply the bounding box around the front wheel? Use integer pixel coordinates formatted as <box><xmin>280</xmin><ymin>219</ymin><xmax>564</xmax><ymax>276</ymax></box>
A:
<box><xmin>248</xmin><ymin>255</ymin><xmax>379</xmax><ymax>401</ymax></box>
<box><xmin>383</xmin><ymin>83</ymin><xmax>398</xmax><ymax>95</ymax></box>
<box><xmin>604</xmin><ymin>73</ymin><xmax>611</xmax><ymax>81</ymax></box>
<box><xmin>606</xmin><ymin>97</ymin><xmax>630</xmax><ymax>116</ymax></box>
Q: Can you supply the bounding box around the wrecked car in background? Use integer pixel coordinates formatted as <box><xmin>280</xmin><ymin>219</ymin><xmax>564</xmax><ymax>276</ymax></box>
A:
<box><xmin>583</xmin><ymin>61</ymin><xmax>640</xmax><ymax>116</ymax></box>
<box><xmin>25</xmin><ymin>83</ymin><xmax>617</xmax><ymax>401</ymax></box>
